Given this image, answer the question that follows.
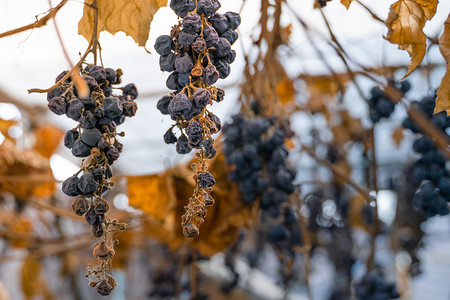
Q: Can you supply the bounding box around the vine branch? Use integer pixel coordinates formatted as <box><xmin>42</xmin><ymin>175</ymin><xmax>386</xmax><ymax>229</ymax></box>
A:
<box><xmin>0</xmin><ymin>0</ymin><xmax>68</xmax><ymax>39</ymax></box>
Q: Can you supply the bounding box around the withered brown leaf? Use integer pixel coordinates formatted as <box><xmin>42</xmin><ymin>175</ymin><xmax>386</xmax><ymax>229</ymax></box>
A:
<box><xmin>78</xmin><ymin>0</ymin><xmax>168</xmax><ymax>47</ymax></box>
<box><xmin>340</xmin><ymin>0</ymin><xmax>354</xmax><ymax>9</ymax></box>
<box><xmin>392</xmin><ymin>126</ymin><xmax>404</xmax><ymax>148</ymax></box>
<box><xmin>385</xmin><ymin>0</ymin><xmax>438</xmax><ymax>78</ymax></box>
<box><xmin>435</xmin><ymin>14</ymin><xmax>450</xmax><ymax>114</ymax></box>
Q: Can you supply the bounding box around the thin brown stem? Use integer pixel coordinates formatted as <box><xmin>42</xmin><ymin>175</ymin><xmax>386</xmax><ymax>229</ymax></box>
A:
<box><xmin>92</xmin><ymin>0</ymin><xmax>99</xmax><ymax>65</ymax></box>
<box><xmin>367</xmin><ymin>127</ymin><xmax>380</xmax><ymax>270</ymax></box>
<box><xmin>48</xmin><ymin>0</ymin><xmax>73</xmax><ymax>67</ymax></box>
<box><xmin>28</xmin><ymin>40</ymin><xmax>92</xmax><ymax>94</ymax></box>
<box><xmin>0</xmin><ymin>0</ymin><xmax>68</xmax><ymax>39</ymax></box>
<box><xmin>301</xmin><ymin>143</ymin><xmax>375</xmax><ymax>202</ymax></box>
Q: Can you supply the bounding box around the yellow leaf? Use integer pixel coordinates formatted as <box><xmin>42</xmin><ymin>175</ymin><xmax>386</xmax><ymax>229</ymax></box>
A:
<box><xmin>127</xmin><ymin>173</ymin><xmax>176</xmax><ymax>220</ymax></box>
<box><xmin>435</xmin><ymin>14</ymin><xmax>450</xmax><ymax>114</ymax></box>
<box><xmin>32</xmin><ymin>179</ymin><xmax>56</xmax><ymax>198</ymax></box>
<box><xmin>10</xmin><ymin>217</ymin><xmax>33</xmax><ymax>248</ymax></box>
<box><xmin>392</xmin><ymin>127</ymin><xmax>404</xmax><ymax>148</ymax></box>
<box><xmin>0</xmin><ymin>119</ymin><xmax>18</xmax><ymax>141</ymax></box>
<box><xmin>33</xmin><ymin>124</ymin><xmax>64</xmax><ymax>158</ymax></box>
<box><xmin>78</xmin><ymin>0</ymin><xmax>168</xmax><ymax>47</ymax></box>
<box><xmin>276</xmin><ymin>79</ymin><xmax>296</xmax><ymax>105</ymax></box>
<box><xmin>340</xmin><ymin>0</ymin><xmax>354</xmax><ymax>9</ymax></box>
<box><xmin>21</xmin><ymin>257</ymin><xmax>54</xmax><ymax>300</ymax></box>
<box><xmin>385</xmin><ymin>0</ymin><xmax>438</xmax><ymax>78</ymax></box>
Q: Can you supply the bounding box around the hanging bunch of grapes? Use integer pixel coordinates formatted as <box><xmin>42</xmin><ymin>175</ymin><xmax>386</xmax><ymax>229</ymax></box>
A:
<box><xmin>155</xmin><ymin>0</ymin><xmax>241</xmax><ymax>238</ymax></box>
<box><xmin>222</xmin><ymin>103</ymin><xmax>301</xmax><ymax>252</ymax></box>
<box><xmin>47</xmin><ymin>65</ymin><xmax>138</xmax><ymax>295</ymax></box>
<box><xmin>402</xmin><ymin>96</ymin><xmax>450</xmax><ymax>218</ymax></box>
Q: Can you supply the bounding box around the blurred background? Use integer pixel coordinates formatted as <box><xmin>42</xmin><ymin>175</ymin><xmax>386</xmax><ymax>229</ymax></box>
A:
<box><xmin>0</xmin><ymin>0</ymin><xmax>449</xmax><ymax>299</ymax></box>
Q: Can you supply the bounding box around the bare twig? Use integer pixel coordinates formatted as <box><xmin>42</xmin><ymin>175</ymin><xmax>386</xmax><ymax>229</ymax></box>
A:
<box><xmin>0</xmin><ymin>0</ymin><xmax>68</xmax><ymax>39</ymax></box>
<box><xmin>367</xmin><ymin>127</ymin><xmax>380</xmax><ymax>270</ymax></box>
<box><xmin>48</xmin><ymin>0</ymin><xmax>73</xmax><ymax>67</ymax></box>
<box><xmin>286</xmin><ymin>3</ymin><xmax>347</xmax><ymax>102</ymax></box>
<box><xmin>300</xmin><ymin>143</ymin><xmax>375</xmax><ymax>202</ymax></box>
<box><xmin>0</xmin><ymin>235</ymin><xmax>91</xmax><ymax>263</ymax></box>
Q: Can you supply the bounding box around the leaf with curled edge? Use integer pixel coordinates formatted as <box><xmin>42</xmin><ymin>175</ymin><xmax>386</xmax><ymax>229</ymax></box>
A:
<box><xmin>340</xmin><ymin>0</ymin><xmax>354</xmax><ymax>9</ymax></box>
<box><xmin>385</xmin><ymin>0</ymin><xmax>438</xmax><ymax>79</ymax></box>
<box><xmin>435</xmin><ymin>14</ymin><xmax>450</xmax><ymax>114</ymax></box>
<box><xmin>78</xmin><ymin>0</ymin><xmax>168</xmax><ymax>47</ymax></box>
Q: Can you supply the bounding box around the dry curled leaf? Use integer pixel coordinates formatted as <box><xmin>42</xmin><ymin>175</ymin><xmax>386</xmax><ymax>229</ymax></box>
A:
<box><xmin>392</xmin><ymin>127</ymin><xmax>405</xmax><ymax>148</ymax></box>
<box><xmin>385</xmin><ymin>0</ymin><xmax>438</xmax><ymax>78</ymax></box>
<box><xmin>78</xmin><ymin>0</ymin><xmax>168</xmax><ymax>47</ymax></box>
<box><xmin>0</xmin><ymin>139</ymin><xmax>55</xmax><ymax>199</ymax></box>
<box><xmin>340</xmin><ymin>0</ymin><xmax>354</xmax><ymax>9</ymax></box>
<box><xmin>435</xmin><ymin>14</ymin><xmax>450</xmax><ymax>114</ymax></box>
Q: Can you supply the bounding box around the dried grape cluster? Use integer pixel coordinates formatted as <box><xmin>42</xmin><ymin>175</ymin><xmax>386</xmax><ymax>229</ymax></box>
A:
<box><xmin>368</xmin><ymin>80</ymin><xmax>410</xmax><ymax>123</ymax></box>
<box><xmin>47</xmin><ymin>65</ymin><xmax>138</xmax><ymax>295</ymax></box>
<box><xmin>155</xmin><ymin>0</ymin><xmax>240</xmax><ymax>238</ymax></box>
<box><xmin>354</xmin><ymin>272</ymin><xmax>400</xmax><ymax>300</ymax></box>
<box><xmin>222</xmin><ymin>107</ymin><xmax>301</xmax><ymax>251</ymax></box>
<box><xmin>223</xmin><ymin>111</ymin><xmax>296</xmax><ymax>214</ymax></box>
<box><xmin>402</xmin><ymin>96</ymin><xmax>450</xmax><ymax>218</ymax></box>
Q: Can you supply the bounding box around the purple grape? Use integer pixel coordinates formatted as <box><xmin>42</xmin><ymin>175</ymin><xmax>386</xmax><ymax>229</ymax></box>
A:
<box><xmin>78</xmin><ymin>173</ymin><xmax>99</xmax><ymax>195</ymax></box>
<box><xmin>198</xmin><ymin>171</ymin><xmax>215</xmax><ymax>188</ymax></box>
<box><xmin>64</xmin><ymin>129</ymin><xmax>79</xmax><ymax>149</ymax></box>
<box><xmin>66</xmin><ymin>98</ymin><xmax>84</xmax><ymax>121</ymax></box>
<box><xmin>89</xmin><ymin>66</ymin><xmax>107</xmax><ymax>83</ymax></box>
<box><xmin>182</xmin><ymin>13</ymin><xmax>202</xmax><ymax>32</ymax></box>
<box><xmin>170</xmin><ymin>0</ymin><xmax>195</xmax><ymax>18</ymax></box>
<box><xmin>62</xmin><ymin>176</ymin><xmax>80</xmax><ymax>196</ymax></box>
<box><xmin>197</xmin><ymin>0</ymin><xmax>221</xmax><ymax>17</ymax></box>
<box><xmin>80</xmin><ymin>111</ymin><xmax>97</xmax><ymax>129</ymax></box>
<box><xmin>164</xmin><ymin>128</ymin><xmax>178</xmax><ymax>144</ymax></box>
<box><xmin>123</xmin><ymin>83</ymin><xmax>138</xmax><ymax>100</ymax></box>
<box><xmin>157</xmin><ymin>95</ymin><xmax>173</xmax><ymax>115</ymax></box>
<box><xmin>47</xmin><ymin>86</ymin><xmax>63</xmax><ymax>102</ymax></box>
<box><xmin>104</xmin><ymin>97</ymin><xmax>123</xmax><ymax>119</ymax></box>
<box><xmin>160</xmin><ymin>52</ymin><xmax>177</xmax><ymax>72</ymax></box>
<box><xmin>81</xmin><ymin>128</ymin><xmax>102</xmax><ymax>146</ymax></box>
<box><xmin>176</xmin><ymin>134</ymin><xmax>192</xmax><ymax>154</ymax></box>
<box><xmin>155</xmin><ymin>35</ymin><xmax>173</xmax><ymax>56</ymax></box>
<box><xmin>193</xmin><ymin>88</ymin><xmax>211</xmax><ymax>108</ymax></box>
<box><xmin>48</xmin><ymin>96</ymin><xmax>67</xmax><ymax>115</ymax></box>
<box><xmin>192</xmin><ymin>37</ymin><xmax>207</xmax><ymax>53</ymax></box>
<box><xmin>72</xmin><ymin>139</ymin><xmax>91</xmax><ymax>157</ymax></box>
<box><xmin>224</xmin><ymin>11</ymin><xmax>241</xmax><ymax>30</ymax></box>
<box><xmin>203</xmin><ymin>26</ymin><xmax>219</xmax><ymax>48</ymax></box>
<box><xmin>209</xmin><ymin>14</ymin><xmax>228</xmax><ymax>34</ymax></box>
<box><xmin>222</xmin><ymin>29</ymin><xmax>239</xmax><ymax>45</ymax></box>
<box><xmin>168</xmin><ymin>93</ymin><xmax>192</xmax><ymax>117</ymax></box>
<box><xmin>203</xmin><ymin>65</ymin><xmax>219</xmax><ymax>85</ymax></box>
<box><xmin>178</xmin><ymin>30</ymin><xmax>198</xmax><ymax>48</ymax></box>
